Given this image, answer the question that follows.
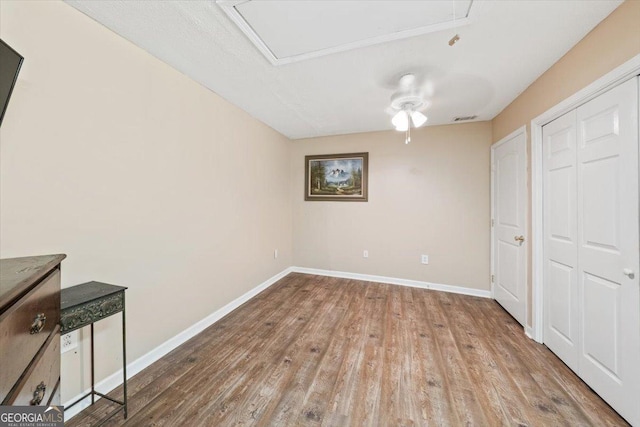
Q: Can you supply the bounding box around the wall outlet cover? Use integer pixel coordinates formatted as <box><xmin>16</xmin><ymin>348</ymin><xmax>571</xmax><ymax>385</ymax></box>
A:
<box><xmin>421</xmin><ymin>255</ymin><xmax>429</xmax><ymax>264</ymax></box>
<box><xmin>61</xmin><ymin>331</ymin><xmax>78</xmax><ymax>353</ymax></box>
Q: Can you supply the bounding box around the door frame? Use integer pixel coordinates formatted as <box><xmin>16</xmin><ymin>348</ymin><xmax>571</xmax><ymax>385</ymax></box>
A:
<box><xmin>530</xmin><ymin>53</ymin><xmax>640</xmax><ymax>343</ymax></box>
<box><xmin>491</xmin><ymin>125</ymin><xmax>528</xmax><ymax>327</ymax></box>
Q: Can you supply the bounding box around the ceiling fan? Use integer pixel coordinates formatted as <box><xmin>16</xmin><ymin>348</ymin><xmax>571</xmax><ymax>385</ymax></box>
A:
<box><xmin>389</xmin><ymin>73</ymin><xmax>428</xmax><ymax>144</ymax></box>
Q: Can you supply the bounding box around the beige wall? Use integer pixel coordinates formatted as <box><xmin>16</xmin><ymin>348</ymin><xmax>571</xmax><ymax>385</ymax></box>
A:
<box><xmin>0</xmin><ymin>1</ymin><xmax>292</xmax><ymax>403</ymax></box>
<box><xmin>292</xmin><ymin>122</ymin><xmax>493</xmax><ymax>291</ymax></box>
<box><xmin>492</xmin><ymin>0</ymin><xmax>640</xmax><ymax>325</ymax></box>
<box><xmin>493</xmin><ymin>0</ymin><xmax>640</xmax><ymax>142</ymax></box>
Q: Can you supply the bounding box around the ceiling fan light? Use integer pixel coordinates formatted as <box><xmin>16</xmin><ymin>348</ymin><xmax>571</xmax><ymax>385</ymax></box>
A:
<box><xmin>411</xmin><ymin>111</ymin><xmax>428</xmax><ymax>127</ymax></box>
<box><xmin>392</xmin><ymin>110</ymin><xmax>409</xmax><ymax>131</ymax></box>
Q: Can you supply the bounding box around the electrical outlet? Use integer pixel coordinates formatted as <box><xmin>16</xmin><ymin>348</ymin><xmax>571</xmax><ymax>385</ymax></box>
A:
<box><xmin>274</xmin><ymin>249</ymin><xmax>278</xmax><ymax>259</ymax></box>
<box><xmin>363</xmin><ymin>250</ymin><xmax>369</xmax><ymax>258</ymax></box>
<box><xmin>61</xmin><ymin>331</ymin><xmax>78</xmax><ymax>353</ymax></box>
<box><xmin>421</xmin><ymin>254</ymin><xmax>429</xmax><ymax>264</ymax></box>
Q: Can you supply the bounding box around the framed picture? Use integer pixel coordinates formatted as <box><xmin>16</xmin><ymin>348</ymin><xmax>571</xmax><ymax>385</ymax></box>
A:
<box><xmin>305</xmin><ymin>152</ymin><xmax>368</xmax><ymax>201</ymax></box>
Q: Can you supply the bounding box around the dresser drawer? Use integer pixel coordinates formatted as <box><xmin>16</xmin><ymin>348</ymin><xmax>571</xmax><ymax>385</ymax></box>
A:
<box><xmin>0</xmin><ymin>269</ymin><xmax>61</xmax><ymax>401</ymax></box>
<box><xmin>47</xmin><ymin>378</ymin><xmax>61</xmax><ymax>407</ymax></box>
<box><xmin>4</xmin><ymin>325</ymin><xmax>60</xmax><ymax>406</ymax></box>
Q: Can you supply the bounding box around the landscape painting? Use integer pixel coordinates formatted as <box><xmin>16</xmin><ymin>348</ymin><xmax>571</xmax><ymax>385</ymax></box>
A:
<box><xmin>305</xmin><ymin>152</ymin><xmax>368</xmax><ymax>201</ymax></box>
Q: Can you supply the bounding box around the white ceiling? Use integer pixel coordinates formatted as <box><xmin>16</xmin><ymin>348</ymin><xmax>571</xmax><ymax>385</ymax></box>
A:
<box><xmin>64</xmin><ymin>0</ymin><xmax>622</xmax><ymax>140</ymax></box>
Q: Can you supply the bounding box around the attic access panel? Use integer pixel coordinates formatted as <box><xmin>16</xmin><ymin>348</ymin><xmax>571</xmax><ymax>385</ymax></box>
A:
<box><xmin>217</xmin><ymin>0</ymin><xmax>473</xmax><ymax>65</ymax></box>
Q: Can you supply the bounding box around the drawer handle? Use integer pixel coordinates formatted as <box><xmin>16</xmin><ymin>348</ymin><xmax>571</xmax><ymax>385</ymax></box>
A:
<box><xmin>30</xmin><ymin>382</ymin><xmax>46</xmax><ymax>405</ymax></box>
<box><xmin>30</xmin><ymin>313</ymin><xmax>46</xmax><ymax>334</ymax></box>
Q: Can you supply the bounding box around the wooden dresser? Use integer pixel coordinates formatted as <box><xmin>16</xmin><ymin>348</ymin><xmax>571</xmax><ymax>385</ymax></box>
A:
<box><xmin>0</xmin><ymin>254</ymin><xmax>66</xmax><ymax>406</ymax></box>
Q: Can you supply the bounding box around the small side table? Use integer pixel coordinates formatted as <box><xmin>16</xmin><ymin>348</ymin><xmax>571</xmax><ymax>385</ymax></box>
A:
<box><xmin>60</xmin><ymin>282</ymin><xmax>128</xmax><ymax>426</ymax></box>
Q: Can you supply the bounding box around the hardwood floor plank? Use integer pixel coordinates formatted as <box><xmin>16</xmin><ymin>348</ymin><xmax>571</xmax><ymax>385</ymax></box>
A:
<box><xmin>405</xmin><ymin>287</ymin><xmax>455</xmax><ymax>426</ymax></box>
<box><xmin>379</xmin><ymin>283</ymin><xmax>418</xmax><ymax>427</ymax></box>
<box><xmin>209</xmin><ymin>276</ymin><xmax>354</xmax><ymax>426</ymax></box>
<box><xmin>132</xmin><ymin>274</ymin><xmax>329</xmax><ymax>426</ymax></box>
<box><xmin>318</xmin><ymin>280</ymin><xmax>375</xmax><ymax>425</ymax></box>
<box><xmin>72</xmin><ymin>275</ymin><xmax>309</xmax><ymax>426</ymax></box>
<box><xmin>468</xmin><ymin>297</ymin><xmax>628</xmax><ymax>426</ymax></box>
<box><xmin>298</xmin><ymin>283</ymin><xmax>375</xmax><ymax>427</ymax></box>
<box><xmin>67</xmin><ymin>274</ymin><xmax>629</xmax><ymax>427</ymax></box>
<box><xmin>195</xmin><ymin>277</ymin><xmax>346</xmax><ymax>425</ymax></box>
<box><xmin>420</xmin><ymin>287</ymin><xmax>490</xmax><ymax>425</ymax></box>
<box><xmin>433</xmin><ymin>292</ymin><xmax>514</xmax><ymax>426</ymax></box>
<box><xmin>107</xmin><ymin>273</ymin><xmax>314</xmax><ymax>426</ymax></box>
<box><xmin>345</xmin><ymin>283</ymin><xmax>387</xmax><ymax>427</ymax></box>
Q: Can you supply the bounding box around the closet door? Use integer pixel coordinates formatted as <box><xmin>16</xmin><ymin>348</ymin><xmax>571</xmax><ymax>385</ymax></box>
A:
<box><xmin>542</xmin><ymin>110</ymin><xmax>579</xmax><ymax>371</ymax></box>
<box><xmin>576</xmin><ymin>77</ymin><xmax>640</xmax><ymax>426</ymax></box>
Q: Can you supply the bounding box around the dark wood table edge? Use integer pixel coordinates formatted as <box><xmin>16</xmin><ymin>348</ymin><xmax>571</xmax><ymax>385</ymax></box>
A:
<box><xmin>0</xmin><ymin>254</ymin><xmax>66</xmax><ymax>313</ymax></box>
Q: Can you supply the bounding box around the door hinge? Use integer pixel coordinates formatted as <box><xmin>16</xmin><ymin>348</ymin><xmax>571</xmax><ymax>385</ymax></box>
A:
<box><xmin>491</xmin><ymin>219</ymin><xmax>495</xmax><ymax>227</ymax></box>
<box><xmin>491</xmin><ymin>274</ymin><xmax>495</xmax><ymax>283</ymax></box>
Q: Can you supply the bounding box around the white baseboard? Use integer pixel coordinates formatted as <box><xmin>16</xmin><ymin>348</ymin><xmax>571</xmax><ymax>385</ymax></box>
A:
<box><xmin>64</xmin><ymin>265</ymin><xmax>490</xmax><ymax>421</ymax></box>
<box><xmin>525</xmin><ymin>325</ymin><xmax>543</xmax><ymax>343</ymax></box>
<box><xmin>290</xmin><ymin>266</ymin><xmax>492</xmax><ymax>298</ymax></box>
<box><xmin>525</xmin><ymin>325</ymin><xmax>534</xmax><ymax>340</ymax></box>
<box><xmin>63</xmin><ymin>267</ymin><xmax>294</xmax><ymax>421</ymax></box>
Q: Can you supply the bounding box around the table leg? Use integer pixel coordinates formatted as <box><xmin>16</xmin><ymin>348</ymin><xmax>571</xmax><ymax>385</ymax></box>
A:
<box><xmin>91</xmin><ymin>322</ymin><xmax>95</xmax><ymax>405</ymax></box>
<box><xmin>122</xmin><ymin>295</ymin><xmax>127</xmax><ymax>419</ymax></box>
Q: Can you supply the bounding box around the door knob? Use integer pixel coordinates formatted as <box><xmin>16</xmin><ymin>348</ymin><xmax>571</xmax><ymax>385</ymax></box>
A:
<box><xmin>514</xmin><ymin>235</ymin><xmax>525</xmax><ymax>243</ymax></box>
<box><xmin>623</xmin><ymin>269</ymin><xmax>635</xmax><ymax>279</ymax></box>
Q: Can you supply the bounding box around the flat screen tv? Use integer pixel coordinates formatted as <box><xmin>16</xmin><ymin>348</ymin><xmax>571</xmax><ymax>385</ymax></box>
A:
<box><xmin>0</xmin><ymin>39</ymin><xmax>24</xmax><ymax>127</ymax></box>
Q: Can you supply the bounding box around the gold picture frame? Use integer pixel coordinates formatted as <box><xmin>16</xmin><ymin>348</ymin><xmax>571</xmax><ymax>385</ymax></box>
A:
<box><xmin>305</xmin><ymin>152</ymin><xmax>368</xmax><ymax>202</ymax></box>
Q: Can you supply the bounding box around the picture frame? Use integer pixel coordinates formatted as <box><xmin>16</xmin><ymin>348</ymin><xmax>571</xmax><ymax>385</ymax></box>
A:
<box><xmin>305</xmin><ymin>152</ymin><xmax>368</xmax><ymax>202</ymax></box>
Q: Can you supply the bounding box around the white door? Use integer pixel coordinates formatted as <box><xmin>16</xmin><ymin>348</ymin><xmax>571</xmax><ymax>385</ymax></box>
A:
<box><xmin>542</xmin><ymin>110</ymin><xmax>579</xmax><ymax>371</ymax></box>
<box><xmin>492</xmin><ymin>129</ymin><xmax>527</xmax><ymax>326</ymax></box>
<box><xmin>543</xmin><ymin>77</ymin><xmax>640</xmax><ymax>425</ymax></box>
<box><xmin>575</xmin><ymin>77</ymin><xmax>640</xmax><ymax>426</ymax></box>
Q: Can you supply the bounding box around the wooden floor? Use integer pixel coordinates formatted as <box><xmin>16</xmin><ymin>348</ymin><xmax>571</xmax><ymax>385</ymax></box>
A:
<box><xmin>68</xmin><ymin>273</ymin><xmax>628</xmax><ymax>426</ymax></box>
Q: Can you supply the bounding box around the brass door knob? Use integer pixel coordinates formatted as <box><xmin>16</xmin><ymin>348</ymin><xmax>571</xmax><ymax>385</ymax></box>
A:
<box><xmin>514</xmin><ymin>235</ymin><xmax>525</xmax><ymax>243</ymax></box>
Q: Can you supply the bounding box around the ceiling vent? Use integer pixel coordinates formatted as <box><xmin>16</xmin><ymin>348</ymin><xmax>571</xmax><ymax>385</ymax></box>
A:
<box><xmin>217</xmin><ymin>0</ymin><xmax>473</xmax><ymax>66</ymax></box>
<box><xmin>453</xmin><ymin>115</ymin><xmax>478</xmax><ymax>122</ymax></box>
